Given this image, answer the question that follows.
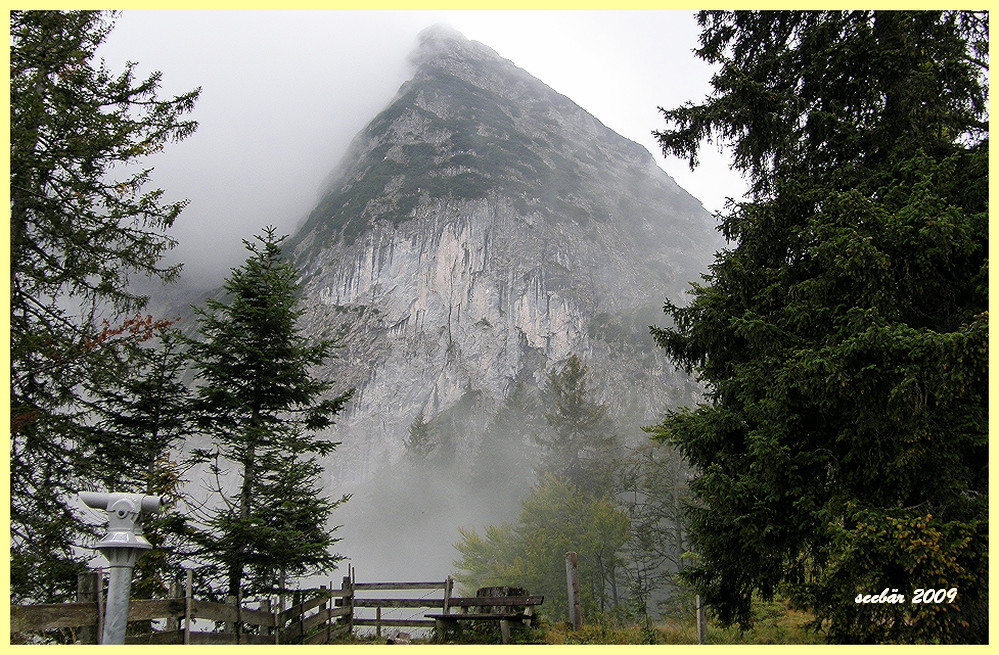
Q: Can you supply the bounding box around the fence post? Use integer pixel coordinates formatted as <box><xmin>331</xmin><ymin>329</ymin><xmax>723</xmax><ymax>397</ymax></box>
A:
<box><xmin>258</xmin><ymin>598</ymin><xmax>273</xmax><ymax>644</ymax></box>
<box><xmin>325</xmin><ymin>583</ymin><xmax>333</xmax><ymax>644</ymax></box>
<box><xmin>184</xmin><ymin>569</ymin><xmax>192</xmax><ymax>645</ymax></box>
<box><xmin>222</xmin><ymin>595</ymin><xmax>237</xmax><ymax>641</ymax></box>
<box><xmin>279</xmin><ymin>569</ymin><xmax>287</xmax><ymax>619</ymax></box>
<box><xmin>165</xmin><ymin>580</ymin><xmax>182</xmax><ymax>633</ymax></box>
<box><xmin>317</xmin><ymin>585</ymin><xmax>327</xmax><ymax>644</ymax></box>
<box><xmin>95</xmin><ymin>569</ymin><xmax>105</xmax><ymax>644</ymax></box>
<box><xmin>443</xmin><ymin>576</ymin><xmax>453</xmax><ymax>616</ymax></box>
<box><xmin>76</xmin><ymin>570</ymin><xmax>99</xmax><ymax>644</ymax></box>
<box><xmin>292</xmin><ymin>590</ymin><xmax>303</xmax><ymax>645</ymax></box>
<box><xmin>342</xmin><ymin>573</ymin><xmax>355</xmax><ymax>636</ymax></box>
<box><xmin>696</xmin><ymin>595</ymin><xmax>707</xmax><ymax>644</ymax></box>
<box><xmin>565</xmin><ymin>552</ymin><xmax>582</xmax><ymax>629</ymax></box>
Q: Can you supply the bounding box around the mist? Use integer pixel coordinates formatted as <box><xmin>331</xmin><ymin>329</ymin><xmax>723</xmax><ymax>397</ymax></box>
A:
<box><xmin>97</xmin><ymin>11</ymin><xmax>426</xmax><ymax>285</ymax></box>
<box><xmin>96</xmin><ymin>10</ymin><xmax>747</xmax><ymax>291</ymax></box>
<box><xmin>332</xmin><ymin>456</ymin><xmax>525</xmax><ymax>586</ymax></box>
<box><xmin>90</xmin><ymin>9</ymin><xmax>723</xmax><ymax>604</ymax></box>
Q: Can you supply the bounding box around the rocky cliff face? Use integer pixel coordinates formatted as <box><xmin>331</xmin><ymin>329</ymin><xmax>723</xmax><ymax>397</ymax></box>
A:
<box><xmin>290</xmin><ymin>25</ymin><xmax>721</xmax><ymax>484</ymax></box>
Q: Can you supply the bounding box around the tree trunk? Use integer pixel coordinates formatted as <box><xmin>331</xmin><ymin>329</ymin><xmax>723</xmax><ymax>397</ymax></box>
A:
<box><xmin>228</xmin><ymin>442</ymin><xmax>256</xmax><ymax>599</ymax></box>
<box><xmin>610</xmin><ymin>560</ymin><xmax>619</xmax><ymax>609</ymax></box>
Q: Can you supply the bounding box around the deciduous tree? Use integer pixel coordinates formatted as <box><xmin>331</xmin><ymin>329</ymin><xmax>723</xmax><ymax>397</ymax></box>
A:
<box><xmin>453</xmin><ymin>475</ymin><xmax>630</xmax><ymax>616</ymax></box>
<box><xmin>617</xmin><ymin>442</ymin><xmax>693</xmax><ymax>619</ymax></box>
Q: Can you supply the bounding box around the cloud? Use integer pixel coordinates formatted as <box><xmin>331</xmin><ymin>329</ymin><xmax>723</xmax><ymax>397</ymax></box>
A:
<box><xmin>96</xmin><ymin>10</ymin><xmax>745</xmax><ymax>287</ymax></box>
<box><xmin>98</xmin><ymin>11</ymin><xmax>427</xmax><ymax>284</ymax></box>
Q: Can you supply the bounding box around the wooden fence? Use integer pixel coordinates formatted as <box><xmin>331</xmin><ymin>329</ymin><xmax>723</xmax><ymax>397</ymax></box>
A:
<box><xmin>348</xmin><ymin>578</ymin><xmax>454</xmax><ymax>637</ymax></box>
<box><xmin>9</xmin><ymin>569</ymin><xmax>468</xmax><ymax>644</ymax></box>
<box><xmin>10</xmin><ymin>569</ymin><xmax>353</xmax><ymax>645</ymax></box>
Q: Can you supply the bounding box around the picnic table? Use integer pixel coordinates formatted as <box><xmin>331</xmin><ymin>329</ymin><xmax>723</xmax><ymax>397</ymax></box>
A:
<box><xmin>426</xmin><ymin>586</ymin><xmax>544</xmax><ymax>644</ymax></box>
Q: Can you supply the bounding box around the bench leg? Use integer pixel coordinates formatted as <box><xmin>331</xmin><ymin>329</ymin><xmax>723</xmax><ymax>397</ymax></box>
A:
<box><xmin>434</xmin><ymin>618</ymin><xmax>463</xmax><ymax>643</ymax></box>
<box><xmin>499</xmin><ymin>620</ymin><xmax>511</xmax><ymax>644</ymax></box>
<box><xmin>433</xmin><ymin>619</ymin><xmax>445</xmax><ymax>643</ymax></box>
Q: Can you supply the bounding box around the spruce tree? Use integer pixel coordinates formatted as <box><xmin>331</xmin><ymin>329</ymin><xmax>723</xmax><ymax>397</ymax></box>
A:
<box><xmin>405</xmin><ymin>412</ymin><xmax>436</xmax><ymax>462</ymax></box>
<box><xmin>470</xmin><ymin>379</ymin><xmax>545</xmax><ymax>501</ymax></box>
<box><xmin>539</xmin><ymin>354</ymin><xmax>620</xmax><ymax>497</ymax></box>
<box><xmin>651</xmin><ymin>10</ymin><xmax>987</xmax><ymax>642</ymax></box>
<box><xmin>85</xmin><ymin>327</ymin><xmax>196</xmax><ymax>599</ymax></box>
<box><xmin>9</xmin><ymin>9</ymin><xmax>199</xmax><ymax>602</ymax></box>
<box><xmin>86</xmin><ymin>328</ymin><xmax>192</xmax><ymax>489</ymax></box>
<box><xmin>188</xmin><ymin>227</ymin><xmax>353</xmax><ymax>599</ymax></box>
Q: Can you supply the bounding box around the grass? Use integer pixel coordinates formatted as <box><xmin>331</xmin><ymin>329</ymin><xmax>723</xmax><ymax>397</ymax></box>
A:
<box><xmin>534</xmin><ymin>598</ymin><xmax>827</xmax><ymax>645</ymax></box>
<box><xmin>331</xmin><ymin>597</ymin><xmax>827</xmax><ymax>645</ymax></box>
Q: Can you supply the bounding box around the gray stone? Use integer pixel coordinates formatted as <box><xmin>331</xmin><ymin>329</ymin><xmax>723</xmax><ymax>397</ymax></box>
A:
<box><xmin>289</xmin><ymin>26</ymin><xmax>722</xmax><ymax>484</ymax></box>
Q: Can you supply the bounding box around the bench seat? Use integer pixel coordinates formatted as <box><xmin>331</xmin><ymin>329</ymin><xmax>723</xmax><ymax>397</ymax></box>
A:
<box><xmin>426</xmin><ymin>594</ymin><xmax>544</xmax><ymax>643</ymax></box>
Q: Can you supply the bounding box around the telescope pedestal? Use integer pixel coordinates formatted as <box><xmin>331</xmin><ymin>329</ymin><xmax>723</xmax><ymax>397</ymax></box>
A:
<box><xmin>99</xmin><ymin>545</ymin><xmax>148</xmax><ymax>645</ymax></box>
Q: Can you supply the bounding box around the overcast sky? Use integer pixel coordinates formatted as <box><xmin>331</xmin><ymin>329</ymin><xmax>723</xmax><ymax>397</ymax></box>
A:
<box><xmin>96</xmin><ymin>10</ymin><xmax>748</xmax><ymax>284</ymax></box>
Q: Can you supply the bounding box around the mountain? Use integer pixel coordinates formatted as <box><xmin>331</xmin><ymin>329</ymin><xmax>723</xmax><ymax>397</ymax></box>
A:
<box><xmin>288</xmin><ymin>25</ymin><xmax>721</xmax><ymax>486</ymax></box>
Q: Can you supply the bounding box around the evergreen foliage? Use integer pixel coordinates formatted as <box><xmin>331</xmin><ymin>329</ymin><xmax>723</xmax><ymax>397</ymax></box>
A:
<box><xmin>651</xmin><ymin>10</ymin><xmax>988</xmax><ymax>643</ymax></box>
<box><xmin>9</xmin><ymin>9</ymin><xmax>199</xmax><ymax>602</ymax></box>
<box><xmin>404</xmin><ymin>412</ymin><xmax>437</xmax><ymax>461</ymax></box>
<box><xmin>188</xmin><ymin>227</ymin><xmax>353</xmax><ymax>599</ymax></box>
<box><xmin>85</xmin><ymin>327</ymin><xmax>196</xmax><ymax>599</ymax></box>
<box><xmin>538</xmin><ymin>355</ymin><xmax>621</xmax><ymax>497</ymax></box>
<box><xmin>469</xmin><ymin>379</ymin><xmax>545</xmax><ymax>500</ymax></box>
<box><xmin>86</xmin><ymin>328</ymin><xmax>193</xmax><ymax>489</ymax></box>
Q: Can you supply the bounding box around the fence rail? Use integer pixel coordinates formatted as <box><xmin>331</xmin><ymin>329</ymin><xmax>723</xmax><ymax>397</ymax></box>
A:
<box><xmin>345</xmin><ymin>577</ymin><xmax>453</xmax><ymax>636</ymax></box>
<box><xmin>9</xmin><ymin>570</ymin><xmax>463</xmax><ymax>644</ymax></box>
<box><xmin>10</xmin><ymin>570</ymin><xmax>350</xmax><ymax>645</ymax></box>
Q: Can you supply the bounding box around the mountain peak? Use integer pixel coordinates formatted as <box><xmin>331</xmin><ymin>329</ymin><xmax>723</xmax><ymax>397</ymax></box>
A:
<box><xmin>288</xmin><ymin>29</ymin><xmax>720</xmax><ymax>484</ymax></box>
<box><xmin>415</xmin><ymin>23</ymin><xmax>467</xmax><ymax>46</ymax></box>
<box><xmin>293</xmin><ymin>23</ymin><xmax>705</xmax><ymax>253</ymax></box>
<box><xmin>409</xmin><ymin>23</ymin><xmax>510</xmax><ymax>80</ymax></box>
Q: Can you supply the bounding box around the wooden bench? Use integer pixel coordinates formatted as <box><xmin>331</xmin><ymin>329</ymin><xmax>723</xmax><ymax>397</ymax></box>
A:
<box><xmin>426</xmin><ymin>595</ymin><xmax>544</xmax><ymax>644</ymax></box>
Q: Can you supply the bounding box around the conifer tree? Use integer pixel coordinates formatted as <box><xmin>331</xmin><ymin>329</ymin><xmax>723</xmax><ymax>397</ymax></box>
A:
<box><xmin>405</xmin><ymin>412</ymin><xmax>436</xmax><ymax>462</ymax></box>
<box><xmin>9</xmin><ymin>9</ymin><xmax>199</xmax><ymax>602</ymax></box>
<box><xmin>470</xmin><ymin>379</ymin><xmax>545</xmax><ymax>500</ymax></box>
<box><xmin>86</xmin><ymin>328</ymin><xmax>192</xmax><ymax>489</ymax></box>
<box><xmin>539</xmin><ymin>355</ymin><xmax>620</xmax><ymax>497</ymax></box>
<box><xmin>85</xmin><ymin>327</ymin><xmax>196</xmax><ymax>599</ymax></box>
<box><xmin>188</xmin><ymin>227</ymin><xmax>353</xmax><ymax>599</ymax></box>
<box><xmin>651</xmin><ymin>10</ymin><xmax>987</xmax><ymax>642</ymax></box>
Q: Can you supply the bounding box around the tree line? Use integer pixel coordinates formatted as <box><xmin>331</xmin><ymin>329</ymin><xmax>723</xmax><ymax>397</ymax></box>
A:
<box><xmin>446</xmin><ymin>354</ymin><xmax>692</xmax><ymax>621</ymax></box>
<box><xmin>9</xmin><ymin>9</ymin><xmax>987</xmax><ymax>644</ymax></box>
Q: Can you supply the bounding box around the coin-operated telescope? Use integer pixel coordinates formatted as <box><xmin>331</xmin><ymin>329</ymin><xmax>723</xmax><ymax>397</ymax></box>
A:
<box><xmin>79</xmin><ymin>492</ymin><xmax>165</xmax><ymax>645</ymax></box>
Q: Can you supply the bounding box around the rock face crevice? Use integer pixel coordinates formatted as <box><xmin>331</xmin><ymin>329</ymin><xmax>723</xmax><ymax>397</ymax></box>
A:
<box><xmin>290</xmin><ymin>26</ymin><xmax>721</xmax><ymax>482</ymax></box>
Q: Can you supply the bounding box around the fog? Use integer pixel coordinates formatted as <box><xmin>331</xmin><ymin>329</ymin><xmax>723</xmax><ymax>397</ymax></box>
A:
<box><xmin>332</xmin><ymin>456</ymin><xmax>527</xmax><ymax>586</ymax></box>
<box><xmin>96</xmin><ymin>11</ymin><xmax>423</xmax><ymax>284</ymax></box>
<box><xmin>96</xmin><ymin>10</ymin><xmax>747</xmax><ymax>288</ymax></box>
<box><xmin>91</xmin><ymin>10</ymin><xmax>727</xmax><ymax>601</ymax></box>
